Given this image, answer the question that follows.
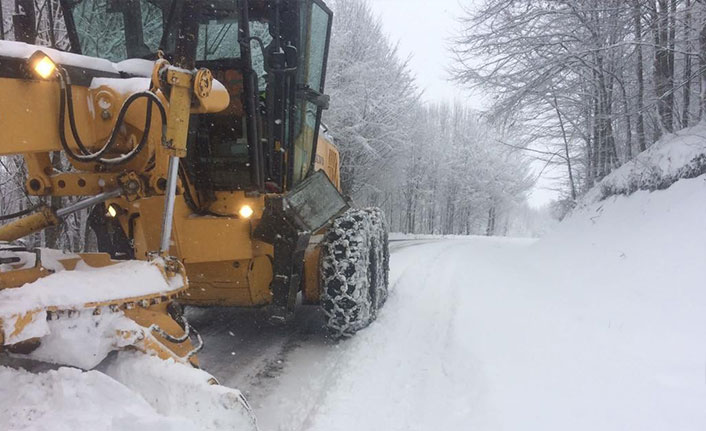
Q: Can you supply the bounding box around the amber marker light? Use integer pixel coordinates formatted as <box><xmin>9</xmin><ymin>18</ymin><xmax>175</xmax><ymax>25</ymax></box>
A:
<box><xmin>28</xmin><ymin>51</ymin><xmax>57</xmax><ymax>79</ymax></box>
<box><xmin>239</xmin><ymin>205</ymin><xmax>254</xmax><ymax>219</ymax></box>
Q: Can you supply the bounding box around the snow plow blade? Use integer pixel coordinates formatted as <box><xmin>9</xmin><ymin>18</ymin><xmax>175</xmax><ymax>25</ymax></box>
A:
<box><xmin>0</xmin><ymin>246</ymin><xmax>200</xmax><ymax>368</ymax></box>
<box><xmin>100</xmin><ymin>351</ymin><xmax>258</xmax><ymax>430</ymax></box>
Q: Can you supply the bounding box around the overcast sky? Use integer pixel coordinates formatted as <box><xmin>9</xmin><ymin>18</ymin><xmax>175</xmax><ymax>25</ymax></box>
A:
<box><xmin>367</xmin><ymin>0</ymin><xmax>560</xmax><ymax>208</ymax></box>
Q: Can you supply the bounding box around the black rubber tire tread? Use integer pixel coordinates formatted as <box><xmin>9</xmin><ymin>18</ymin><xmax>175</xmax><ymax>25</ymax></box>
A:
<box><xmin>364</xmin><ymin>207</ymin><xmax>390</xmax><ymax>306</ymax></box>
<box><xmin>320</xmin><ymin>207</ymin><xmax>390</xmax><ymax>338</ymax></box>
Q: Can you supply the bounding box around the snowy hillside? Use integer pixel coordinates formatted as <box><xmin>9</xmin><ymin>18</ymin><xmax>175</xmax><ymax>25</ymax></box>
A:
<box><xmin>503</xmin><ymin>176</ymin><xmax>706</xmax><ymax>430</ymax></box>
<box><xmin>584</xmin><ymin>122</ymin><xmax>706</xmax><ymax>202</ymax></box>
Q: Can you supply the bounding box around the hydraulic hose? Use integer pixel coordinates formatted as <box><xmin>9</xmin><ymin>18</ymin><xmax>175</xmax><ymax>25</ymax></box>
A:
<box><xmin>58</xmin><ymin>68</ymin><xmax>167</xmax><ymax>166</ymax></box>
<box><xmin>0</xmin><ymin>205</ymin><xmax>40</xmax><ymax>221</ymax></box>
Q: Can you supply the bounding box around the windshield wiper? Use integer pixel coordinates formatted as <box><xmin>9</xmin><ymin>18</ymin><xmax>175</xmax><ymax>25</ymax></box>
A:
<box><xmin>206</xmin><ymin>23</ymin><xmax>234</xmax><ymax>57</ymax></box>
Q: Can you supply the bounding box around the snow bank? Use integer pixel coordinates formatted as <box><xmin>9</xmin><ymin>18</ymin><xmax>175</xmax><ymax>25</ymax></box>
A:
<box><xmin>0</xmin><ymin>353</ymin><xmax>257</xmax><ymax>431</ymax></box>
<box><xmin>585</xmin><ymin>121</ymin><xmax>706</xmax><ymax>202</ymax></box>
<box><xmin>102</xmin><ymin>352</ymin><xmax>257</xmax><ymax>431</ymax></box>
<box><xmin>0</xmin><ymin>365</ymin><xmax>192</xmax><ymax>431</ymax></box>
<box><xmin>389</xmin><ymin>232</ymin><xmax>480</xmax><ymax>241</ymax></box>
<box><xmin>503</xmin><ymin>175</ymin><xmax>706</xmax><ymax>430</ymax></box>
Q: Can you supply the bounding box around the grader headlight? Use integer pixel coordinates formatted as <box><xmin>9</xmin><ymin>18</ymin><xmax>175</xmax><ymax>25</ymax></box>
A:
<box><xmin>238</xmin><ymin>205</ymin><xmax>254</xmax><ymax>219</ymax></box>
<box><xmin>107</xmin><ymin>204</ymin><xmax>120</xmax><ymax>218</ymax></box>
<box><xmin>28</xmin><ymin>51</ymin><xmax>57</xmax><ymax>79</ymax></box>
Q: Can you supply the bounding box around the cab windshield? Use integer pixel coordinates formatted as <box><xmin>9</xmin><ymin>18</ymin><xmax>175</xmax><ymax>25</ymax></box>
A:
<box><xmin>66</xmin><ymin>0</ymin><xmax>168</xmax><ymax>62</ymax></box>
<box><xmin>62</xmin><ymin>0</ymin><xmax>331</xmax><ymax>192</ymax></box>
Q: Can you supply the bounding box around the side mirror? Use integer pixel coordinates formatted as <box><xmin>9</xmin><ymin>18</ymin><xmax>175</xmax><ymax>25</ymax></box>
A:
<box><xmin>315</xmin><ymin>93</ymin><xmax>330</xmax><ymax>110</ymax></box>
<box><xmin>298</xmin><ymin>86</ymin><xmax>330</xmax><ymax>109</ymax></box>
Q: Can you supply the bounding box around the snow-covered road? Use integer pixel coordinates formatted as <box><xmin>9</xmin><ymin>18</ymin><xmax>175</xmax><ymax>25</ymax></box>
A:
<box><xmin>190</xmin><ymin>238</ymin><xmax>525</xmax><ymax>431</ymax></box>
<box><xmin>192</xmin><ymin>177</ymin><xmax>706</xmax><ymax>431</ymax></box>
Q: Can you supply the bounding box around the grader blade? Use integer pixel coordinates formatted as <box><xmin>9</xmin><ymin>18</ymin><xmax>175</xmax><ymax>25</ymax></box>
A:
<box><xmin>0</xmin><ymin>246</ymin><xmax>201</xmax><ymax>369</ymax></box>
<box><xmin>100</xmin><ymin>351</ymin><xmax>259</xmax><ymax>431</ymax></box>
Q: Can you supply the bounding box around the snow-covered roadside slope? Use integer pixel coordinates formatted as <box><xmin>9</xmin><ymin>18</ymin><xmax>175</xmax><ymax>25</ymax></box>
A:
<box><xmin>495</xmin><ymin>175</ymin><xmax>706</xmax><ymax>430</ymax></box>
<box><xmin>584</xmin><ymin>121</ymin><xmax>706</xmax><ymax>202</ymax></box>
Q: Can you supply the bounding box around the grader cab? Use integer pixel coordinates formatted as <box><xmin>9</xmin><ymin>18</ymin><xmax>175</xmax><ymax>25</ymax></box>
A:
<box><xmin>0</xmin><ymin>0</ymin><xmax>389</xmax><ymax>371</ymax></box>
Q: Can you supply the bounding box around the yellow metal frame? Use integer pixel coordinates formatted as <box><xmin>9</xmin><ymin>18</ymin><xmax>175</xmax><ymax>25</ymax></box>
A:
<box><xmin>0</xmin><ymin>251</ymin><xmax>198</xmax><ymax>366</ymax></box>
<box><xmin>0</xmin><ymin>53</ymin><xmax>341</xmax><ymax>313</ymax></box>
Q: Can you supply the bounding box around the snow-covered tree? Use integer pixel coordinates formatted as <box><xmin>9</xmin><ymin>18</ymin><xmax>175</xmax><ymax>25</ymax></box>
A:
<box><xmin>324</xmin><ymin>0</ymin><xmax>419</xmax><ymax>198</ymax></box>
<box><xmin>453</xmin><ymin>0</ymin><xmax>706</xmax><ymax>201</ymax></box>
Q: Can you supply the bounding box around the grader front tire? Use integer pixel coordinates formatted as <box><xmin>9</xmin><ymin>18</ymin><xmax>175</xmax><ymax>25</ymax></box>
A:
<box><xmin>320</xmin><ymin>208</ymin><xmax>389</xmax><ymax>338</ymax></box>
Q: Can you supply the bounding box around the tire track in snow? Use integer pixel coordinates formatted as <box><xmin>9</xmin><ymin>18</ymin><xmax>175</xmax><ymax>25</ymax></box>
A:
<box><xmin>192</xmin><ymin>238</ymin><xmax>483</xmax><ymax>431</ymax></box>
<box><xmin>301</xmin><ymin>240</ymin><xmax>479</xmax><ymax>431</ymax></box>
<box><xmin>292</xmin><ymin>240</ymin><xmax>454</xmax><ymax>431</ymax></box>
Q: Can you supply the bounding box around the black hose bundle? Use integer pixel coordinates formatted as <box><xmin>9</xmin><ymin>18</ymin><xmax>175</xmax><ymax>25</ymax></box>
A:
<box><xmin>58</xmin><ymin>68</ymin><xmax>168</xmax><ymax>166</ymax></box>
<box><xmin>0</xmin><ymin>206</ymin><xmax>40</xmax><ymax>221</ymax></box>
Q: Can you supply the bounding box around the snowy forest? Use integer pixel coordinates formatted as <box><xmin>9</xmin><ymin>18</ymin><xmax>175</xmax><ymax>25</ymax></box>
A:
<box><xmin>3</xmin><ymin>0</ymin><xmax>706</xmax><ymax>243</ymax></box>
<box><xmin>326</xmin><ymin>0</ymin><xmax>706</xmax><ymax>233</ymax></box>
<box><xmin>453</xmin><ymin>0</ymin><xmax>706</xmax><ymax>209</ymax></box>
<box><xmin>324</xmin><ymin>1</ymin><xmax>534</xmax><ymax>236</ymax></box>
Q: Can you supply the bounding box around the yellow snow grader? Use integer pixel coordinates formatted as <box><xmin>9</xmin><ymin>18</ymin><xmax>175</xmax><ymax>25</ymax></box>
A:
<box><xmin>0</xmin><ymin>0</ymin><xmax>389</xmax><ymax>369</ymax></box>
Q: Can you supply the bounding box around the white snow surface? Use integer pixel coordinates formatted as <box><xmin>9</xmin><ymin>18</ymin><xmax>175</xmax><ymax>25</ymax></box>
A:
<box><xmin>90</xmin><ymin>77</ymin><xmax>152</xmax><ymax>94</ymax></box>
<box><xmin>115</xmin><ymin>58</ymin><xmax>156</xmax><ymax>77</ymax></box>
<box><xmin>220</xmin><ymin>176</ymin><xmax>706</xmax><ymax>431</ymax></box>
<box><xmin>0</xmin><ymin>352</ymin><xmax>256</xmax><ymax>431</ymax></box>
<box><xmin>24</xmin><ymin>310</ymin><xmax>142</xmax><ymax>369</ymax></box>
<box><xmin>0</xmin><ymin>248</ymin><xmax>78</xmax><ymax>274</ymax></box>
<box><xmin>102</xmin><ymin>352</ymin><xmax>257</xmax><ymax>431</ymax></box>
<box><xmin>584</xmin><ymin>121</ymin><xmax>706</xmax><ymax>202</ymax></box>
<box><xmin>0</xmin><ymin>365</ymin><xmax>190</xmax><ymax>431</ymax></box>
<box><xmin>0</xmin><ymin>40</ymin><xmax>118</xmax><ymax>73</ymax></box>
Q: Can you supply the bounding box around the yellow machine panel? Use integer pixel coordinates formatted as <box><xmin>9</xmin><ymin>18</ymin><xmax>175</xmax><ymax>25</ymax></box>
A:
<box><xmin>315</xmin><ymin>131</ymin><xmax>341</xmax><ymax>190</ymax></box>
